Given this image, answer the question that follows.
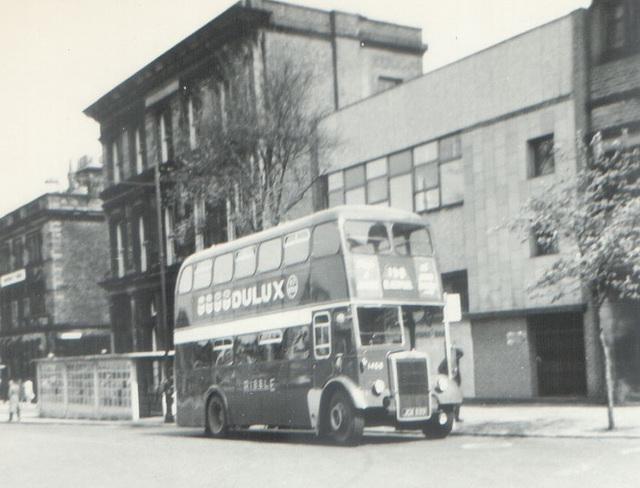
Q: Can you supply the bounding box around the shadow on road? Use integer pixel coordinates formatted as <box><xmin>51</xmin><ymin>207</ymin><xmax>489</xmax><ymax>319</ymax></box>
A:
<box><xmin>146</xmin><ymin>425</ymin><xmax>435</xmax><ymax>446</ymax></box>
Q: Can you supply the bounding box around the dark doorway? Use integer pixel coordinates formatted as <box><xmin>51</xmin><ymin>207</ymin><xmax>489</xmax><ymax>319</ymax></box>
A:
<box><xmin>529</xmin><ymin>313</ymin><xmax>587</xmax><ymax>397</ymax></box>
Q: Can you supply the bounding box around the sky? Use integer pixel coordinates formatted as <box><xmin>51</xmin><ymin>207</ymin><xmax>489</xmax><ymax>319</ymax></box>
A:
<box><xmin>0</xmin><ymin>0</ymin><xmax>591</xmax><ymax>216</ymax></box>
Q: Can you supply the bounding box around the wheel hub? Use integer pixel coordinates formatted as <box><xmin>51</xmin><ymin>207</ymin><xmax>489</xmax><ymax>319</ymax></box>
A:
<box><xmin>330</xmin><ymin>403</ymin><xmax>346</xmax><ymax>430</ymax></box>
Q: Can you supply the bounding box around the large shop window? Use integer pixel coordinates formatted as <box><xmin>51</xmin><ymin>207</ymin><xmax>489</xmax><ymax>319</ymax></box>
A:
<box><xmin>327</xmin><ymin>134</ymin><xmax>463</xmax><ymax>213</ymax></box>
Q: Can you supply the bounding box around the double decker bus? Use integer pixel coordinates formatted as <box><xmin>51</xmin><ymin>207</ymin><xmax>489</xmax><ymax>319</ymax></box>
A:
<box><xmin>174</xmin><ymin>206</ymin><xmax>461</xmax><ymax>445</ymax></box>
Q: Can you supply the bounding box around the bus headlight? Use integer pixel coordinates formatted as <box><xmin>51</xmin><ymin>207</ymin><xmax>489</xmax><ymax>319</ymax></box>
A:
<box><xmin>372</xmin><ymin>379</ymin><xmax>385</xmax><ymax>396</ymax></box>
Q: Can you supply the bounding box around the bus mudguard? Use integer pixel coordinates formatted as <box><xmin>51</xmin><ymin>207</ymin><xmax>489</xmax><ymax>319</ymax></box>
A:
<box><xmin>307</xmin><ymin>376</ymin><xmax>368</xmax><ymax>430</ymax></box>
<box><xmin>433</xmin><ymin>374</ymin><xmax>463</xmax><ymax>406</ymax></box>
<box><xmin>203</xmin><ymin>386</ymin><xmax>233</xmax><ymax>425</ymax></box>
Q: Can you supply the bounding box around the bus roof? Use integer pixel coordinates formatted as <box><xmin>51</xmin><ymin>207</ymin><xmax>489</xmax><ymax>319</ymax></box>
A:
<box><xmin>181</xmin><ymin>205</ymin><xmax>429</xmax><ymax>267</ymax></box>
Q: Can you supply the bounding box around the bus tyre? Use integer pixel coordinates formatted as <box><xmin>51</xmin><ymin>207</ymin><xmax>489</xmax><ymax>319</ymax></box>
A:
<box><xmin>422</xmin><ymin>409</ymin><xmax>454</xmax><ymax>439</ymax></box>
<box><xmin>205</xmin><ymin>395</ymin><xmax>229</xmax><ymax>438</ymax></box>
<box><xmin>327</xmin><ymin>390</ymin><xmax>364</xmax><ymax>446</ymax></box>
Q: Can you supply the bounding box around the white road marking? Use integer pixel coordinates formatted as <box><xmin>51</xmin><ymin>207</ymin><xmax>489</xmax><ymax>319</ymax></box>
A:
<box><xmin>461</xmin><ymin>441</ymin><xmax>513</xmax><ymax>450</ymax></box>
<box><xmin>621</xmin><ymin>446</ymin><xmax>640</xmax><ymax>455</ymax></box>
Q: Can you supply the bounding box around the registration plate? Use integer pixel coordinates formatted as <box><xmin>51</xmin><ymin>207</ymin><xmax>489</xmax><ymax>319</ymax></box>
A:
<box><xmin>401</xmin><ymin>407</ymin><xmax>428</xmax><ymax>418</ymax></box>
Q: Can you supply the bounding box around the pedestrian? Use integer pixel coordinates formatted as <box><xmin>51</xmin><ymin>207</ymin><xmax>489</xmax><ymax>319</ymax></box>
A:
<box><xmin>23</xmin><ymin>379</ymin><xmax>35</xmax><ymax>403</ymax></box>
<box><xmin>438</xmin><ymin>347</ymin><xmax>464</xmax><ymax>422</ymax></box>
<box><xmin>8</xmin><ymin>379</ymin><xmax>21</xmax><ymax>422</ymax></box>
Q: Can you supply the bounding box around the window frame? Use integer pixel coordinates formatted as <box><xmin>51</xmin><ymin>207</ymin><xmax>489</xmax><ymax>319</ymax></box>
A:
<box><xmin>213</xmin><ymin>253</ymin><xmax>234</xmax><ymax>285</ymax></box>
<box><xmin>312</xmin><ymin>312</ymin><xmax>332</xmax><ymax>359</ymax></box>
<box><xmin>531</xmin><ymin>223</ymin><xmax>559</xmax><ymax>257</ymax></box>
<box><xmin>528</xmin><ymin>134</ymin><xmax>555</xmax><ymax>179</ymax></box>
<box><xmin>257</xmin><ymin>238</ymin><xmax>282</xmax><ymax>273</ymax></box>
<box><xmin>283</xmin><ymin>229</ymin><xmax>311</xmax><ymax>266</ymax></box>
<box><xmin>234</xmin><ymin>246</ymin><xmax>257</xmax><ymax>279</ymax></box>
<box><xmin>192</xmin><ymin>259</ymin><xmax>213</xmax><ymax>290</ymax></box>
<box><xmin>326</xmin><ymin>134</ymin><xmax>464</xmax><ymax>213</ymax></box>
<box><xmin>158</xmin><ymin>108</ymin><xmax>173</xmax><ymax>163</ymax></box>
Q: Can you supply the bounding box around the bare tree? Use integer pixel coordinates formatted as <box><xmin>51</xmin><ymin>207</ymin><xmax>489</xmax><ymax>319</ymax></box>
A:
<box><xmin>168</xmin><ymin>45</ymin><xmax>334</xmax><ymax>240</ymax></box>
<box><xmin>506</xmin><ymin>132</ymin><xmax>640</xmax><ymax>430</ymax></box>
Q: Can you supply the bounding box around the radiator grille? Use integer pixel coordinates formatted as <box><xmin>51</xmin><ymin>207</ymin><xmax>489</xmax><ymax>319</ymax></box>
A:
<box><xmin>396</xmin><ymin>358</ymin><xmax>429</xmax><ymax>394</ymax></box>
<box><xmin>393</xmin><ymin>356</ymin><xmax>430</xmax><ymax>421</ymax></box>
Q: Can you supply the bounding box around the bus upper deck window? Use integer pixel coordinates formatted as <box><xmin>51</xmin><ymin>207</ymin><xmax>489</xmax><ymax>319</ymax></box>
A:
<box><xmin>283</xmin><ymin>229</ymin><xmax>310</xmax><ymax>266</ymax></box>
<box><xmin>192</xmin><ymin>259</ymin><xmax>213</xmax><ymax>290</ymax></box>
<box><xmin>344</xmin><ymin>221</ymin><xmax>390</xmax><ymax>254</ymax></box>
<box><xmin>257</xmin><ymin>238</ymin><xmax>282</xmax><ymax>273</ymax></box>
<box><xmin>177</xmin><ymin>265</ymin><xmax>194</xmax><ymax>294</ymax></box>
<box><xmin>312</xmin><ymin>222</ymin><xmax>341</xmax><ymax>257</ymax></box>
<box><xmin>392</xmin><ymin>223</ymin><xmax>433</xmax><ymax>257</ymax></box>
<box><xmin>235</xmin><ymin>247</ymin><xmax>257</xmax><ymax>279</ymax></box>
<box><xmin>213</xmin><ymin>253</ymin><xmax>233</xmax><ymax>285</ymax></box>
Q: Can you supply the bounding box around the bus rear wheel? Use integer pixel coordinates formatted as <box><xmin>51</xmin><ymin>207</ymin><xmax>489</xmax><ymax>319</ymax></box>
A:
<box><xmin>422</xmin><ymin>409</ymin><xmax>454</xmax><ymax>439</ymax></box>
<box><xmin>205</xmin><ymin>395</ymin><xmax>229</xmax><ymax>438</ymax></box>
<box><xmin>327</xmin><ymin>390</ymin><xmax>364</xmax><ymax>446</ymax></box>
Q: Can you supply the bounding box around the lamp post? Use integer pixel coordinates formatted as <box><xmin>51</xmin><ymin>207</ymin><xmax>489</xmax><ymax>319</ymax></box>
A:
<box><xmin>116</xmin><ymin>163</ymin><xmax>174</xmax><ymax>422</ymax></box>
<box><xmin>154</xmin><ymin>163</ymin><xmax>174</xmax><ymax>423</ymax></box>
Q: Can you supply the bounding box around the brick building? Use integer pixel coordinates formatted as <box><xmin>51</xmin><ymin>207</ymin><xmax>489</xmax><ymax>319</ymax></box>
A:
<box><xmin>83</xmin><ymin>0</ymin><xmax>425</xmax><ymax>368</ymax></box>
<box><xmin>319</xmin><ymin>0</ymin><xmax>640</xmax><ymax>401</ymax></box>
<box><xmin>0</xmin><ymin>161</ymin><xmax>111</xmax><ymax>394</ymax></box>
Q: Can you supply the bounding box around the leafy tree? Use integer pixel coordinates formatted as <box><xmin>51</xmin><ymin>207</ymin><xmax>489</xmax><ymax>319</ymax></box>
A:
<box><xmin>506</xmin><ymin>132</ymin><xmax>640</xmax><ymax>430</ymax></box>
<box><xmin>167</xmin><ymin>45</ymin><xmax>333</xmax><ymax>240</ymax></box>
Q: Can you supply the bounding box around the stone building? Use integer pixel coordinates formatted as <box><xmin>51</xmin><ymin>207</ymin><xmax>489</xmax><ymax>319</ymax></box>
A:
<box><xmin>319</xmin><ymin>0</ymin><xmax>640</xmax><ymax>401</ymax></box>
<box><xmin>83</xmin><ymin>0</ymin><xmax>425</xmax><ymax>365</ymax></box>
<box><xmin>0</xmin><ymin>160</ymin><xmax>110</xmax><ymax>394</ymax></box>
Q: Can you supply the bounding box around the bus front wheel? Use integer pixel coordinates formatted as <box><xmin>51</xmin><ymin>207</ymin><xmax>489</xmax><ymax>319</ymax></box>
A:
<box><xmin>422</xmin><ymin>409</ymin><xmax>454</xmax><ymax>439</ymax></box>
<box><xmin>205</xmin><ymin>395</ymin><xmax>229</xmax><ymax>438</ymax></box>
<box><xmin>327</xmin><ymin>390</ymin><xmax>364</xmax><ymax>446</ymax></box>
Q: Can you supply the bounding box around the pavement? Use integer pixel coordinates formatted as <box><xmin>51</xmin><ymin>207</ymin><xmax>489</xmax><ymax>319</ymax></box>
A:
<box><xmin>452</xmin><ymin>402</ymin><xmax>640</xmax><ymax>439</ymax></box>
<box><xmin>5</xmin><ymin>400</ymin><xmax>640</xmax><ymax>439</ymax></box>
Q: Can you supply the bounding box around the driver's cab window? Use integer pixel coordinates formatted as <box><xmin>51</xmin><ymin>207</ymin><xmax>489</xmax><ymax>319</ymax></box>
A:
<box><xmin>313</xmin><ymin>313</ymin><xmax>331</xmax><ymax>359</ymax></box>
<box><xmin>357</xmin><ymin>307</ymin><xmax>403</xmax><ymax>346</ymax></box>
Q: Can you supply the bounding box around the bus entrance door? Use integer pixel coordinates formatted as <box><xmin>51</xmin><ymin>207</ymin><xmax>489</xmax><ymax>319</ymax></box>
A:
<box><xmin>312</xmin><ymin>311</ymin><xmax>334</xmax><ymax>388</ymax></box>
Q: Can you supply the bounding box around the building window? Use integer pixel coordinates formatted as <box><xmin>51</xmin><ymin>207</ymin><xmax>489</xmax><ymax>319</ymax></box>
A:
<box><xmin>604</xmin><ymin>1</ymin><xmax>640</xmax><ymax>59</ymax></box>
<box><xmin>327</xmin><ymin>172</ymin><xmax>345</xmax><ymax>207</ymax></box>
<box><xmin>12</xmin><ymin>238</ymin><xmax>23</xmax><ymax>269</ymax></box>
<box><xmin>134</xmin><ymin>128</ymin><xmax>145</xmax><ymax>174</ymax></box>
<box><xmin>326</xmin><ymin>134</ymin><xmax>463</xmax><ymax>213</ymax></box>
<box><xmin>440</xmin><ymin>159</ymin><xmax>464</xmax><ymax>206</ymax></box>
<box><xmin>29</xmin><ymin>279</ymin><xmax>45</xmax><ymax>317</ymax></box>
<box><xmin>111</xmin><ymin>140</ymin><xmax>121</xmax><ymax>183</ymax></box>
<box><xmin>414</xmin><ymin>141</ymin><xmax>440</xmax><ymax>211</ymax></box>
<box><xmin>25</xmin><ymin>232</ymin><xmax>42</xmax><ymax>265</ymax></box>
<box><xmin>11</xmin><ymin>300</ymin><xmax>20</xmax><ymax>328</ymax></box>
<box><xmin>203</xmin><ymin>202</ymin><xmax>227</xmax><ymax>248</ymax></box>
<box><xmin>0</xmin><ymin>243</ymin><xmax>9</xmax><ymax>274</ymax></box>
<box><xmin>529</xmin><ymin>134</ymin><xmax>555</xmax><ymax>178</ymax></box>
<box><xmin>442</xmin><ymin>270</ymin><xmax>469</xmax><ymax>313</ymax></box>
<box><xmin>158</xmin><ymin>110</ymin><xmax>173</xmax><ymax>163</ymax></box>
<box><xmin>344</xmin><ymin>165</ymin><xmax>366</xmax><ymax>205</ymax></box>
<box><xmin>532</xmin><ymin>223</ymin><xmax>558</xmax><ymax>257</ymax></box>
<box><xmin>164</xmin><ymin>208</ymin><xmax>175</xmax><ymax>266</ymax></box>
<box><xmin>138</xmin><ymin>216</ymin><xmax>148</xmax><ymax>273</ymax></box>
<box><xmin>116</xmin><ymin>222</ymin><xmax>125</xmax><ymax>277</ymax></box>
<box><xmin>188</xmin><ymin>97</ymin><xmax>198</xmax><ymax>150</ymax></box>
<box><xmin>365</xmin><ymin>158</ymin><xmax>388</xmax><ymax>204</ymax></box>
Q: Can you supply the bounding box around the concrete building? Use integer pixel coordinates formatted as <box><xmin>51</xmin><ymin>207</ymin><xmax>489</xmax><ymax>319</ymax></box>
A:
<box><xmin>0</xmin><ymin>160</ymin><xmax>110</xmax><ymax>395</ymax></box>
<box><xmin>319</xmin><ymin>0</ymin><xmax>640</xmax><ymax>402</ymax></box>
<box><xmin>83</xmin><ymin>0</ymin><xmax>424</xmax><ymax>375</ymax></box>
